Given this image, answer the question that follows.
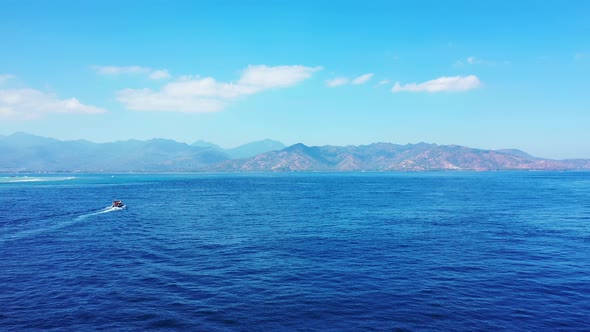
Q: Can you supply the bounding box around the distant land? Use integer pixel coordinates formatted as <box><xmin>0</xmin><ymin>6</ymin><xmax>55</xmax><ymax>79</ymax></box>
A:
<box><xmin>1</xmin><ymin>132</ymin><xmax>589</xmax><ymax>172</ymax></box>
<box><xmin>0</xmin><ymin>132</ymin><xmax>284</xmax><ymax>172</ymax></box>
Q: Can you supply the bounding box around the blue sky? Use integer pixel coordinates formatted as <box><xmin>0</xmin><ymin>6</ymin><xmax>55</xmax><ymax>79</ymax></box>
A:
<box><xmin>0</xmin><ymin>0</ymin><xmax>588</xmax><ymax>158</ymax></box>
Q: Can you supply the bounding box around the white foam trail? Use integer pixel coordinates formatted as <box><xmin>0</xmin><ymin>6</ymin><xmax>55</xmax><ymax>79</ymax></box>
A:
<box><xmin>75</xmin><ymin>206</ymin><xmax>124</xmax><ymax>220</ymax></box>
<box><xmin>0</xmin><ymin>206</ymin><xmax>124</xmax><ymax>245</ymax></box>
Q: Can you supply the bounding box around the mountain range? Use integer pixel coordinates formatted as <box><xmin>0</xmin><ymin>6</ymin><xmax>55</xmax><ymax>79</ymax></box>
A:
<box><xmin>0</xmin><ymin>133</ymin><xmax>284</xmax><ymax>172</ymax></box>
<box><xmin>1</xmin><ymin>132</ymin><xmax>589</xmax><ymax>172</ymax></box>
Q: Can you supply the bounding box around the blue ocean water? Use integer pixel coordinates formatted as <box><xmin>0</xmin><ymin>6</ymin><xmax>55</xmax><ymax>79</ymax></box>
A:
<box><xmin>1</xmin><ymin>172</ymin><xmax>589</xmax><ymax>331</ymax></box>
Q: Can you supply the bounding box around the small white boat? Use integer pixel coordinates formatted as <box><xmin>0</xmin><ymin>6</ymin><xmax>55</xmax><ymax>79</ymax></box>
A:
<box><xmin>112</xmin><ymin>200</ymin><xmax>125</xmax><ymax>208</ymax></box>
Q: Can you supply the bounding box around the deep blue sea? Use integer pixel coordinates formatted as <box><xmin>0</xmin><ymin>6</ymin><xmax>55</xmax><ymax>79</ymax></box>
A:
<box><xmin>1</xmin><ymin>172</ymin><xmax>589</xmax><ymax>331</ymax></box>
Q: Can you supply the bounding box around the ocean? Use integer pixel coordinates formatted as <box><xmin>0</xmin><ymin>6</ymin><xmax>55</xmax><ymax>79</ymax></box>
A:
<box><xmin>1</xmin><ymin>172</ymin><xmax>589</xmax><ymax>331</ymax></box>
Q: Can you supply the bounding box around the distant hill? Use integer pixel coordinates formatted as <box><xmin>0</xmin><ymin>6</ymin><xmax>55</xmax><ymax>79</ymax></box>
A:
<box><xmin>0</xmin><ymin>134</ymin><xmax>228</xmax><ymax>172</ymax></box>
<box><xmin>207</xmin><ymin>142</ymin><xmax>590</xmax><ymax>172</ymax></box>
<box><xmin>496</xmin><ymin>149</ymin><xmax>537</xmax><ymax>159</ymax></box>
<box><xmin>0</xmin><ymin>132</ymin><xmax>59</xmax><ymax>148</ymax></box>
<box><xmin>1</xmin><ymin>133</ymin><xmax>589</xmax><ymax>172</ymax></box>
<box><xmin>191</xmin><ymin>139</ymin><xmax>286</xmax><ymax>159</ymax></box>
<box><xmin>191</xmin><ymin>140</ymin><xmax>222</xmax><ymax>150</ymax></box>
<box><xmin>0</xmin><ymin>133</ymin><xmax>287</xmax><ymax>172</ymax></box>
<box><xmin>225</xmin><ymin>139</ymin><xmax>286</xmax><ymax>159</ymax></box>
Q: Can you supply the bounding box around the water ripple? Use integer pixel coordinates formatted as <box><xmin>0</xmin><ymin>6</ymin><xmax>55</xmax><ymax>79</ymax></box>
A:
<box><xmin>1</xmin><ymin>172</ymin><xmax>589</xmax><ymax>330</ymax></box>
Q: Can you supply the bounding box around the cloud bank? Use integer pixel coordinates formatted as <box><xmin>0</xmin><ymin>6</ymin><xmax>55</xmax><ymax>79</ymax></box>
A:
<box><xmin>117</xmin><ymin>65</ymin><xmax>322</xmax><ymax>113</ymax></box>
<box><xmin>0</xmin><ymin>88</ymin><xmax>106</xmax><ymax>119</ymax></box>
<box><xmin>92</xmin><ymin>65</ymin><xmax>171</xmax><ymax>80</ymax></box>
<box><xmin>392</xmin><ymin>75</ymin><xmax>481</xmax><ymax>93</ymax></box>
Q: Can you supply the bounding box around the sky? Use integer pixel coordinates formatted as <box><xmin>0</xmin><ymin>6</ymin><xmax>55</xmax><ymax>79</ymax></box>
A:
<box><xmin>0</xmin><ymin>0</ymin><xmax>589</xmax><ymax>158</ymax></box>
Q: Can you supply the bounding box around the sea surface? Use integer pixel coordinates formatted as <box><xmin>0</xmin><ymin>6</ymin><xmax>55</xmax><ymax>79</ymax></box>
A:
<box><xmin>1</xmin><ymin>172</ymin><xmax>589</xmax><ymax>331</ymax></box>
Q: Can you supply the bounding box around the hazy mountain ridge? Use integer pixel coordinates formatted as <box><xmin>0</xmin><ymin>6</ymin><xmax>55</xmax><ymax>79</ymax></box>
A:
<box><xmin>0</xmin><ymin>133</ymin><xmax>283</xmax><ymax>172</ymax></box>
<box><xmin>189</xmin><ymin>139</ymin><xmax>286</xmax><ymax>159</ymax></box>
<box><xmin>1</xmin><ymin>133</ymin><xmax>589</xmax><ymax>172</ymax></box>
<box><xmin>208</xmin><ymin>143</ymin><xmax>590</xmax><ymax>172</ymax></box>
<box><xmin>224</xmin><ymin>139</ymin><xmax>286</xmax><ymax>159</ymax></box>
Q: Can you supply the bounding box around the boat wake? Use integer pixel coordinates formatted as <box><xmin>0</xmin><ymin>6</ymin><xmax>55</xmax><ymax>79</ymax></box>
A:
<box><xmin>0</xmin><ymin>206</ymin><xmax>125</xmax><ymax>245</ymax></box>
<box><xmin>75</xmin><ymin>206</ymin><xmax>125</xmax><ymax>220</ymax></box>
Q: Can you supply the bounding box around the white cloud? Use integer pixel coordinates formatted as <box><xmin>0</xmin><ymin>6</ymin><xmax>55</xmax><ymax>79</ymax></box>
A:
<box><xmin>92</xmin><ymin>65</ymin><xmax>171</xmax><ymax>80</ymax></box>
<box><xmin>377</xmin><ymin>79</ymin><xmax>391</xmax><ymax>86</ymax></box>
<box><xmin>0</xmin><ymin>88</ymin><xmax>106</xmax><ymax>119</ymax></box>
<box><xmin>149</xmin><ymin>69</ymin><xmax>171</xmax><ymax>80</ymax></box>
<box><xmin>326</xmin><ymin>77</ymin><xmax>349</xmax><ymax>87</ymax></box>
<box><xmin>575</xmin><ymin>52</ymin><xmax>589</xmax><ymax>60</ymax></box>
<box><xmin>92</xmin><ymin>65</ymin><xmax>150</xmax><ymax>75</ymax></box>
<box><xmin>351</xmin><ymin>73</ymin><xmax>374</xmax><ymax>85</ymax></box>
<box><xmin>0</xmin><ymin>74</ymin><xmax>15</xmax><ymax>83</ymax></box>
<box><xmin>117</xmin><ymin>64</ymin><xmax>322</xmax><ymax>113</ymax></box>
<box><xmin>326</xmin><ymin>72</ymin><xmax>374</xmax><ymax>87</ymax></box>
<box><xmin>392</xmin><ymin>75</ymin><xmax>481</xmax><ymax>93</ymax></box>
<box><xmin>239</xmin><ymin>65</ymin><xmax>322</xmax><ymax>89</ymax></box>
<box><xmin>117</xmin><ymin>88</ymin><xmax>225</xmax><ymax>113</ymax></box>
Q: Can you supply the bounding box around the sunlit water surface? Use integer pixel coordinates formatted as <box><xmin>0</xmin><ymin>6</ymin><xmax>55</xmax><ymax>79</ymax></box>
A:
<box><xmin>1</xmin><ymin>172</ymin><xmax>589</xmax><ymax>331</ymax></box>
